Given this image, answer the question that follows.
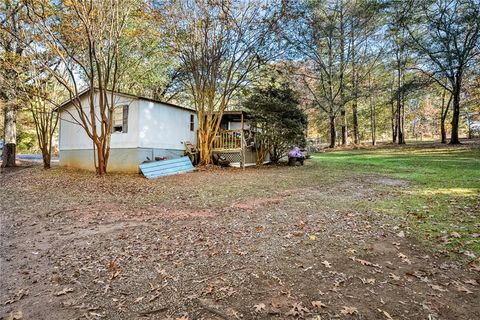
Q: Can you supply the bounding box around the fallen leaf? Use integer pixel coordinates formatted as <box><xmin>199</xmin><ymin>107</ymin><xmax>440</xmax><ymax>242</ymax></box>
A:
<box><xmin>311</xmin><ymin>300</ymin><xmax>327</xmax><ymax>309</ymax></box>
<box><xmin>322</xmin><ymin>260</ymin><xmax>332</xmax><ymax>268</ymax></box>
<box><xmin>310</xmin><ymin>234</ymin><xmax>318</xmax><ymax>241</ymax></box>
<box><xmin>340</xmin><ymin>306</ymin><xmax>358</xmax><ymax>315</ymax></box>
<box><xmin>5</xmin><ymin>311</ymin><xmax>22</xmax><ymax>320</ymax></box>
<box><xmin>296</xmin><ymin>221</ymin><xmax>305</xmax><ymax>230</ymax></box>
<box><xmin>286</xmin><ymin>302</ymin><xmax>309</xmax><ymax>317</ymax></box>
<box><xmin>439</xmin><ymin>234</ymin><xmax>451</xmax><ymax>244</ymax></box>
<box><xmin>396</xmin><ymin>231</ymin><xmax>405</xmax><ymax>238</ymax></box>
<box><xmin>107</xmin><ymin>260</ymin><xmax>120</xmax><ymax>273</ymax></box>
<box><xmin>397</xmin><ymin>253</ymin><xmax>412</xmax><ymax>264</ymax></box>
<box><xmin>55</xmin><ymin>288</ymin><xmax>74</xmax><ymax>296</ymax></box>
<box><xmin>350</xmin><ymin>257</ymin><xmax>381</xmax><ymax>268</ymax></box>
<box><xmin>468</xmin><ymin>258</ymin><xmax>480</xmax><ymax>271</ymax></box>
<box><xmin>429</xmin><ymin>284</ymin><xmax>448</xmax><ymax>292</ymax></box>
<box><xmin>253</xmin><ymin>303</ymin><xmax>266</xmax><ymax>312</ymax></box>
<box><xmin>89</xmin><ymin>312</ymin><xmax>105</xmax><ymax>318</ymax></box>
<box><xmin>464</xmin><ymin>279</ymin><xmax>478</xmax><ymax>286</ymax></box>
<box><xmin>156</xmin><ymin>268</ymin><xmax>172</xmax><ymax>280</ymax></box>
<box><xmin>203</xmin><ymin>283</ymin><xmax>214</xmax><ymax>295</ymax></box>
<box><xmin>450</xmin><ymin>231</ymin><xmax>461</xmax><ymax>238</ymax></box>
<box><xmin>4</xmin><ymin>288</ymin><xmax>28</xmax><ymax>304</ymax></box>
<box><xmin>227</xmin><ymin>287</ymin><xmax>236</xmax><ymax>297</ymax></box>
<box><xmin>360</xmin><ymin>278</ymin><xmax>375</xmax><ymax>285</ymax></box>
<box><xmin>389</xmin><ymin>273</ymin><xmax>400</xmax><ymax>281</ymax></box>
<box><xmin>456</xmin><ymin>285</ymin><xmax>473</xmax><ymax>294</ymax></box>
<box><xmin>377</xmin><ymin>308</ymin><xmax>394</xmax><ymax>320</ymax></box>
<box><xmin>463</xmin><ymin>251</ymin><xmax>476</xmax><ymax>259</ymax></box>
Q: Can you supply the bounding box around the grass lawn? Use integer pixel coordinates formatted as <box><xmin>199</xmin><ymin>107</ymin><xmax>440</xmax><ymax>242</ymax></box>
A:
<box><xmin>312</xmin><ymin>144</ymin><xmax>480</xmax><ymax>256</ymax></box>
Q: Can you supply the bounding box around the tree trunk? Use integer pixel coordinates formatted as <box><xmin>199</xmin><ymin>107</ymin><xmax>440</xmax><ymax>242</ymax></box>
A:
<box><xmin>369</xmin><ymin>75</ymin><xmax>376</xmax><ymax>146</ymax></box>
<box><xmin>398</xmin><ymin>104</ymin><xmax>405</xmax><ymax>144</ymax></box>
<box><xmin>270</xmin><ymin>145</ymin><xmax>281</xmax><ymax>164</ymax></box>
<box><xmin>440</xmin><ymin>120</ymin><xmax>447</xmax><ymax>144</ymax></box>
<box><xmin>395</xmin><ymin>36</ymin><xmax>405</xmax><ymax>145</ymax></box>
<box><xmin>42</xmin><ymin>149</ymin><xmax>51</xmax><ymax>169</ymax></box>
<box><xmin>341</xmin><ymin>109</ymin><xmax>347</xmax><ymax>145</ymax></box>
<box><xmin>350</xmin><ymin>20</ymin><xmax>359</xmax><ymax>145</ymax></box>
<box><xmin>198</xmin><ymin>129</ymin><xmax>214</xmax><ymax>165</ymax></box>
<box><xmin>450</xmin><ymin>89</ymin><xmax>461</xmax><ymax>144</ymax></box>
<box><xmin>391</xmin><ymin>100</ymin><xmax>397</xmax><ymax>143</ymax></box>
<box><xmin>329</xmin><ymin>115</ymin><xmax>336</xmax><ymax>148</ymax></box>
<box><xmin>95</xmin><ymin>141</ymin><xmax>108</xmax><ymax>175</ymax></box>
<box><xmin>371</xmin><ymin>107</ymin><xmax>376</xmax><ymax>146</ymax></box>
<box><xmin>440</xmin><ymin>90</ymin><xmax>451</xmax><ymax>144</ymax></box>
<box><xmin>352</xmin><ymin>102</ymin><xmax>359</xmax><ymax>144</ymax></box>
<box><xmin>339</xmin><ymin>2</ymin><xmax>347</xmax><ymax>146</ymax></box>
<box><xmin>396</xmin><ymin>80</ymin><xmax>405</xmax><ymax>145</ymax></box>
<box><xmin>1</xmin><ymin>105</ymin><xmax>17</xmax><ymax>168</ymax></box>
<box><xmin>466</xmin><ymin>110</ymin><xmax>473</xmax><ymax>139</ymax></box>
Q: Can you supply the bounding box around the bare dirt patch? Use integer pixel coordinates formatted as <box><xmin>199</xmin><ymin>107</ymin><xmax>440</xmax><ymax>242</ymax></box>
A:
<box><xmin>1</xmin><ymin>164</ymin><xmax>479</xmax><ymax>320</ymax></box>
<box><xmin>366</xmin><ymin>176</ymin><xmax>409</xmax><ymax>187</ymax></box>
<box><xmin>231</xmin><ymin>197</ymin><xmax>284</xmax><ymax>211</ymax></box>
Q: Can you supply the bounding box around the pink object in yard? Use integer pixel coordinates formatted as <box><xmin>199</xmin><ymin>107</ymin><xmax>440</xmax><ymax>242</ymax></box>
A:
<box><xmin>288</xmin><ymin>147</ymin><xmax>304</xmax><ymax>158</ymax></box>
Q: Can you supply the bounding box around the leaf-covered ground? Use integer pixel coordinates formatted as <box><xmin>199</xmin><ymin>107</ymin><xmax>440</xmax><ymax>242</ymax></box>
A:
<box><xmin>1</xmin><ymin>143</ymin><xmax>479</xmax><ymax>320</ymax></box>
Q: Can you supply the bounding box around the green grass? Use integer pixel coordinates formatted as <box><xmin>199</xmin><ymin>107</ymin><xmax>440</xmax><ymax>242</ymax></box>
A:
<box><xmin>311</xmin><ymin>145</ymin><xmax>480</xmax><ymax>256</ymax></box>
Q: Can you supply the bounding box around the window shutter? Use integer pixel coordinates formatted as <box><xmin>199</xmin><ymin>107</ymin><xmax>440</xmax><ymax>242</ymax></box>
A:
<box><xmin>190</xmin><ymin>114</ymin><xmax>194</xmax><ymax>131</ymax></box>
<box><xmin>122</xmin><ymin>105</ymin><xmax>129</xmax><ymax>133</ymax></box>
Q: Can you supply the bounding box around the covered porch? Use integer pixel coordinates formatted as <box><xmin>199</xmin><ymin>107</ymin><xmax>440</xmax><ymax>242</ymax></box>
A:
<box><xmin>212</xmin><ymin>111</ymin><xmax>260</xmax><ymax>168</ymax></box>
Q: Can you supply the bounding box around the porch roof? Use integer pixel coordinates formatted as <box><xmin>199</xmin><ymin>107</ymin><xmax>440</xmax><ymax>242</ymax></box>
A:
<box><xmin>220</xmin><ymin>110</ymin><xmax>251</xmax><ymax>122</ymax></box>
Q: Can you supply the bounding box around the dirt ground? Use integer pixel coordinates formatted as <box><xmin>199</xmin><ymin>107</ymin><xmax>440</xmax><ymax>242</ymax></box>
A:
<box><xmin>0</xmin><ymin>161</ymin><xmax>479</xmax><ymax>320</ymax></box>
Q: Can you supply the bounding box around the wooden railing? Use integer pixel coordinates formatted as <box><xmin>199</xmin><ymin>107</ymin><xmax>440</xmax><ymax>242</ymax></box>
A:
<box><xmin>213</xmin><ymin>130</ymin><xmax>242</xmax><ymax>151</ymax></box>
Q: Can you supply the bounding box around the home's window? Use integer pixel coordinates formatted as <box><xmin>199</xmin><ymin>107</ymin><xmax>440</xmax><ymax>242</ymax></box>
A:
<box><xmin>112</xmin><ymin>105</ymin><xmax>128</xmax><ymax>133</ymax></box>
<box><xmin>190</xmin><ymin>114</ymin><xmax>195</xmax><ymax>132</ymax></box>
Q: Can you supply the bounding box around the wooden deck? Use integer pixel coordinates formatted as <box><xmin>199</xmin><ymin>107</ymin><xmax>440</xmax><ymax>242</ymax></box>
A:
<box><xmin>212</xmin><ymin>129</ymin><xmax>242</xmax><ymax>152</ymax></box>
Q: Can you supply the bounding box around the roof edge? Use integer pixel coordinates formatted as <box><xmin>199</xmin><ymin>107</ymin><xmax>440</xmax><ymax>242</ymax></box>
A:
<box><xmin>56</xmin><ymin>87</ymin><xmax>194</xmax><ymax>112</ymax></box>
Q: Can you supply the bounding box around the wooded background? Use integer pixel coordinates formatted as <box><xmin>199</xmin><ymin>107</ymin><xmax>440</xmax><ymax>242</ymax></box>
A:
<box><xmin>1</xmin><ymin>0</ymin><xmax>479</xmax><ymax>172</ymax></box>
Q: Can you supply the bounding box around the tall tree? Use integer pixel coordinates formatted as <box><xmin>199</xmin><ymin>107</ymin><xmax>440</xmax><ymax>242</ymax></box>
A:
<box><xmin>162</xmin><ymin>0</ymin><xmax>281</xmax><ymax>164</ymax></box>
<box><xmin>348</xmin><ymin>0</ymin><xmax>384</xmax><ymax>145</ymax></box>
<box><xmin>21</xmin><ymin>73</ymin><xmax>63</xmax><ymax>169</ymax></box>
<box><xmin>286</xmin><ymin>0</ymin><xmax>353</xmax><ymax>148</ymax></box>
<box><xmin>404</xmin><ymin>0</ymin><xmax>480</xmax><ymax>144</ymax></box>
<box><xmin>26</xmin><ymin>0</ymin><xmax>140</xmax><ymax>174</ymax></box>
<box><xmin>386</xmin><ymin>1</ymin><xmax>409</xmax><ymax>144</ymax></box>
<box><xmin>0</xmin><ymin>0</ymin><xmax>27</xmax><ymax>167</ymax></box>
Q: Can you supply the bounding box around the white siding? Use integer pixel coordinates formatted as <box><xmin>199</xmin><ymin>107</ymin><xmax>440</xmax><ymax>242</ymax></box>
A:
<box><xmin>138</xmin><ymin>100</ymin><xmax>197</xmax><ymax>149</ymax></box>
<box><xmin>228</xmin><ymin>121</ymin><xmax>250</xmax><ymax>130</ymax></box>
<box><xmin>59</xmin><ymin>92</ymin><xmax>139</xmax><ymax>150</ymax></box>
